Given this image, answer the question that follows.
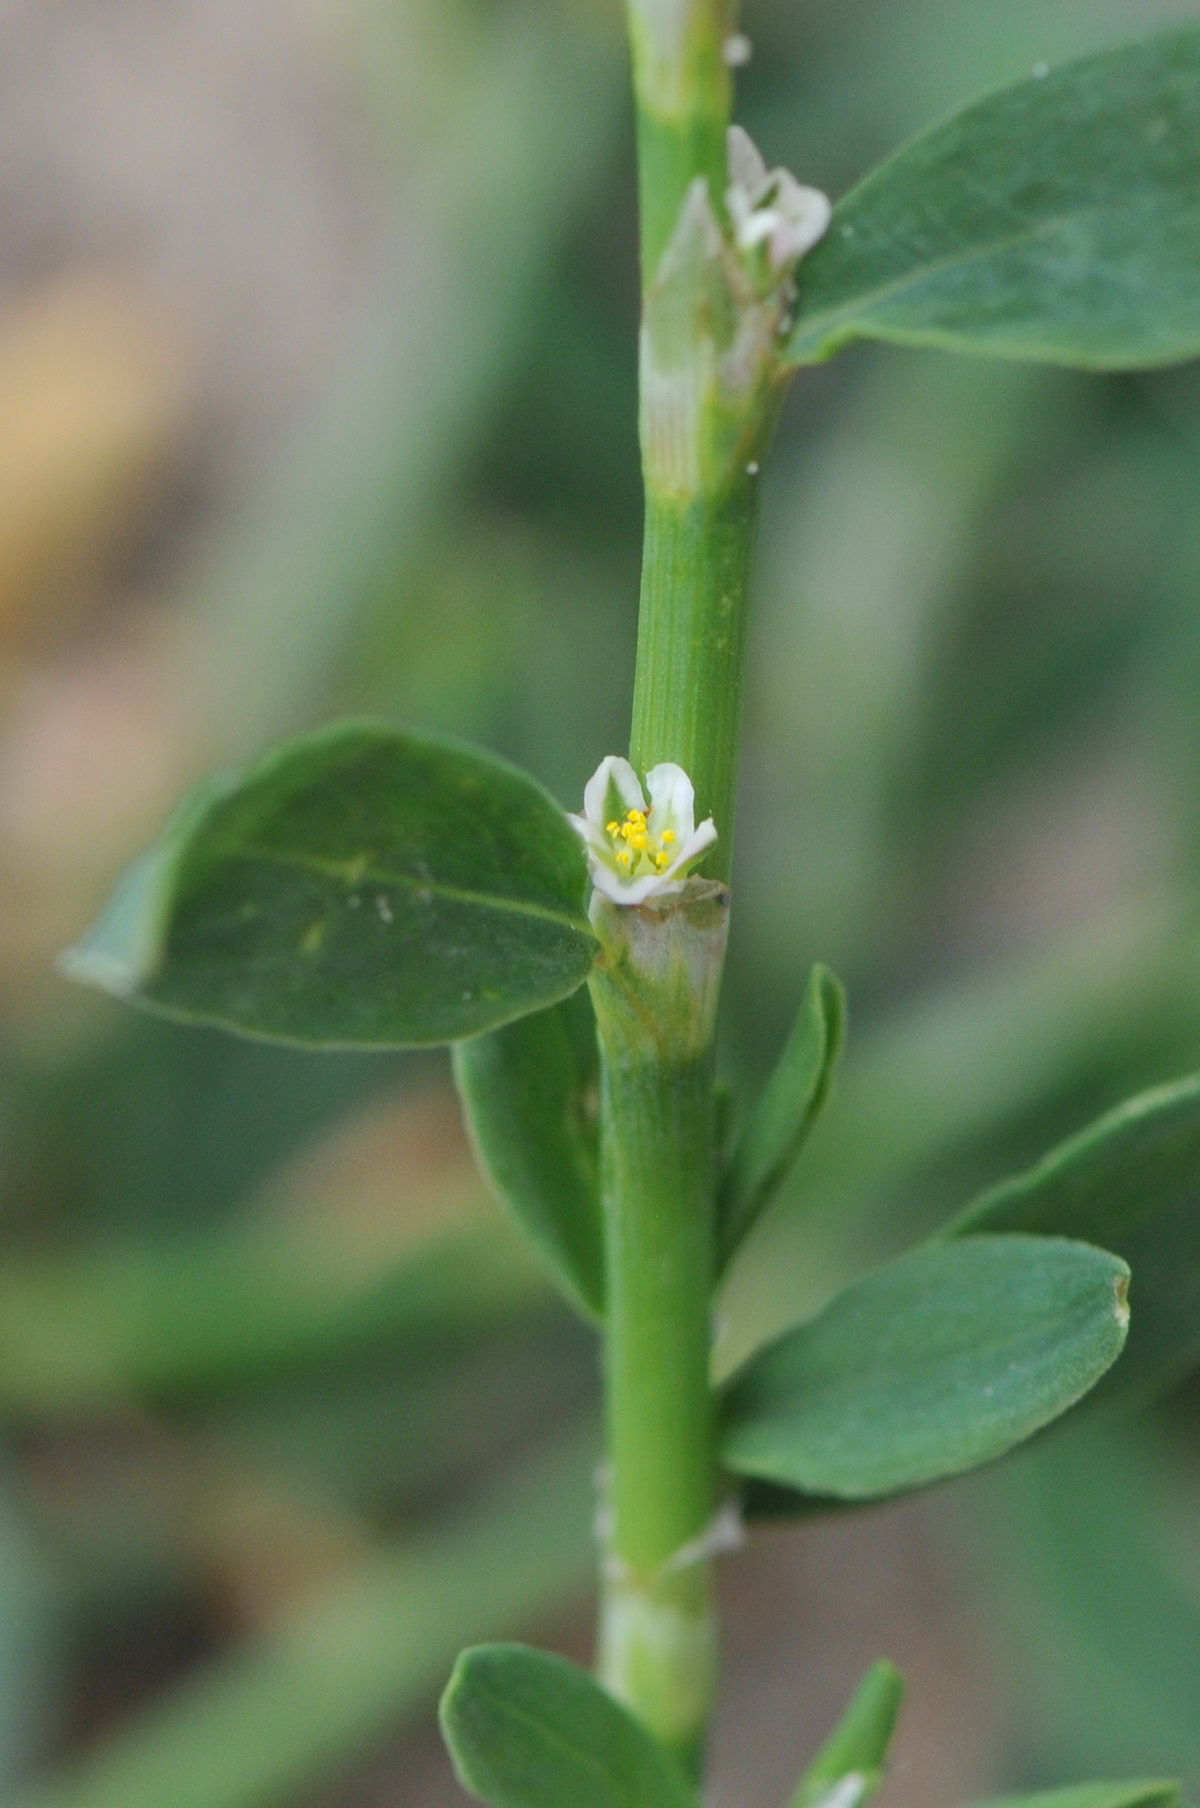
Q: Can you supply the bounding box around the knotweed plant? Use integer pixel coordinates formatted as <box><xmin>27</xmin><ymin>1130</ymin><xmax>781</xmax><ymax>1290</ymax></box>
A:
<box><xmin>66</xmin><ymin>9</ymin><xmax>1200</xmax><ymax>1807</ymax></box>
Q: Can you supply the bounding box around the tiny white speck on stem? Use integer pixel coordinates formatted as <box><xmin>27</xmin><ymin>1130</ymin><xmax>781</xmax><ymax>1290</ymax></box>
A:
<box><xmin>722</xmin><ymin>32</ymin><xmax>752</xmax><ymax>67</ymax></box>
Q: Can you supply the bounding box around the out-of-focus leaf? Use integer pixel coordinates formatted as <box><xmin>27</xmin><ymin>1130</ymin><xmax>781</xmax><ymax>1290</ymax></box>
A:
<box><xmin>454</xmin><ymin>991</ymin><xmax>603</xmax><ymax>1320</ymax></box>
<box><xmin>787</xmin><ymin>28</ymin><xmax>1200</xmax><ymax>370</ymax></box>
<box><xmin>62</xmin><ymin>724</ymin><xmax>596</xmax><ymax>1048</ymax></box>
<box><xmin>721</xmin><ymin>1237</ymin><xmax>1129</xmax><ymax>1500</ymax></box>
<box><xmin>0</xmin><ymin>1219</ymin><xmax>548</xmax><ymax>1414</ymax></box>
<box><xmin>216</xmin><ymin>1319</ymin><xmax>595</xmax><ymax>1519</ymax></box>
<box><xmin>974</xmin><ymin>1418</ymin><xmax>1200</xmax><ymax>1780</ymax></box>
<box><xmin>440</xmin><ymin>1645</ymin><xmax>697</xmax><ymax>1808</ymax></box>
<box><xmin>964</xmin><ymin>1783</ymin><xmax>1178</xmax><ymax>1808</ymax></box>
<box><xmin>949</xmin><ymin>1074</ymin><xmax>1200</xmax><ymax>1246</ymax></box>
<box><xmin>14</xmin><ymin>1427</ymin><xmax>598</xmax><ymax>1808</ymax></box>
<box><xmin>0</xmin><ymin>1464</ymin><xmax>60</xmax><ymax>1795</ymax></box>
<box><xmin>790</xmin><ymin>1660</ymin><xmax>904</xmax><ymax>1808</ymax></box>
<box><xmin>176</xmin><ymin>6</ymin><xmax>622</xmax><ymax>755</ymax></box>
<box><xmin>948</xmin><ymin>1074</ymin><xmax>1200</xmax><ymax>1404</ymax></box>
<box><xmin>717</xmin><ymin>965</ymin><xmax>845</xmax><ymax>1274</ymax></box>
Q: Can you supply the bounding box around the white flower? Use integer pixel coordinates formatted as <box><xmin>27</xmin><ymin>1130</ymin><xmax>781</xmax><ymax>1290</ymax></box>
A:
<box><xmin>569</xmin><ymin>756</ymin><xmax>717</xmax><ymax>906</ymax></box>
<box><xmin>726</xmin><ymin>125</ymin><xmax>831</xmax><ymax>272</ymax></box>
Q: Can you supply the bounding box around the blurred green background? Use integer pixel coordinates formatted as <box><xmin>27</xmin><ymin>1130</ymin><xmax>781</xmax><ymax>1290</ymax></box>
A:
<box><xmin>1</xmin><ymin>1</ymin><xmax>1200</xmax><ymax>1804</ymax></box>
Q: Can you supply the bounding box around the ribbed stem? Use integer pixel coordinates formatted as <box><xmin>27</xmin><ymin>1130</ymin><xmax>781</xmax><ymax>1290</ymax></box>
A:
<box><xmin>626</xmin><ymin>0</ymin><xmax>732</xmax><ymax>282</ymax></box>
<box><xmin>597</xmin><ymin>0</ymin><xmax>772</xmax><ymax>1780</ymax></box>
<box><xmin>629</xmin><ymin>476</ymin><xmax>760</xmax><ymax>880</ymax></box>
<box><xmin>592</xmin><ymin>980</ymin><xmax>717</xmax><ymax>1772</ymax></box>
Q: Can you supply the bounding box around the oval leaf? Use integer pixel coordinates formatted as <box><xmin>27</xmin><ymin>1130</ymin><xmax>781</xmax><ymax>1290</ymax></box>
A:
<box><xmin>947</xmin><ymin>1074</ymin><xmax>1200</xmax><ymax>1405</ymax></box>
<box><xmin>721</xmin><ymin>1236</ymin><xmax>1129</xmax><ymax>1500</ymax></box>
<box><xmin>454</xmin><ymin>991</ymin><xmax>604</xmax><ymax>1320</ymax></box>
<box><xmin>440</xmin><ymin>1644</ymin><xmax>698</xmax><ymax>1808</ymax></box>
<box><xmin>788</xmin><ymin>27</ymin><xmax>1200</xmax><ymax>371</ymax></box>
<box><xmin>717</xmin><ymin>964</ymin><xmax>845</xmax><ymax>1274</ymax></box>
<box><xmin>791</xmin><ymin>1660</ymin><xmax>904</xmax><ymax>1808</ymax></box>
<box><xmin>61</xmin><ymin>724</ymin><xmax>596</xmax><ymax>1047</ymax></box>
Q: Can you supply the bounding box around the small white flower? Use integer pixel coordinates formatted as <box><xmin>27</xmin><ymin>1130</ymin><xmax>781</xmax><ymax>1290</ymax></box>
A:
<box><xmin>726</xmin><ymin>125</ymin><xmax>831</xmax><ymax>272</ymax></box>
<box><xmin>569</xmin><ymin>756</ymin><xmax>717</xmax><ymax>906</ymax></box>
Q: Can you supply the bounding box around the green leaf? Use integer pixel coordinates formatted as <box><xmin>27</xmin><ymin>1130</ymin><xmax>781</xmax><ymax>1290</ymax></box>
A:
<box><xmin>964</xmin><ymin>1783</ymin><xmax>1178</xmax><ymax>1808</ymax></box>
<box><xmin>947</xmin><ymin>1075</ymin><xmax>1200</xmax><ymax>1405</ymax></box>
<box><xmin>61</xmin><ymin>723</ymin><xmax>597</xmax><ymax>1048</ymax></box>
<box><xmin>717</xmin><ymin>965</ymin><xmax>845</xmax><ymax>1273</ymax></box>
<box><xmin>440</xmin><ymin>1644</ymin><xmax>697</xmax><ymax>1808</ymax></box>
<box><xmin>787</xmin><ymin>27</ymin><xmax>1200</xmax><ymax>371</ymax></box>
<box><xmin>454</xmin><ymin>991</ymin><xmax>604</xmax><ymax>1321</ymax></box>
<box><xmin>721</xmin><ymin>1236</ymin><xmax>1129</xmax><ymax>1501</ymax></box>
<box><xmin>948</xmin><ymin>1075</ymin><xmax>1200</xmax><ymax>1248</ymax></box>
<box><xmin>791</xmin><ymin>1660</ymin><xmax>905</xmax><ymax>1808</ymax></box>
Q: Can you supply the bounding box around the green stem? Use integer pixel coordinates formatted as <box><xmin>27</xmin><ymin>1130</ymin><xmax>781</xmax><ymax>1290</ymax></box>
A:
<box><xmin>625</xmin><ymin>0</ymin><xmax>733</xmax><ymax>282</ymax></box>
<box><xmin>597</xmin><ymin>1045</ymin><xmax>716</xmax><ymax>1769</ymax></box>
<box><xmin>597</xmin><ymin>0</ymin><xmax>783</xmax><ymax>1776</ymax></box>
<box><xmin>629</xmin><ymin>474</ymin><xmax>760</xmax><ymax>882</ymax></box>
<box><xmin>588</xmin><ymin>892</ymin><xmax>727</xmax><ymax>1772</ymax></box>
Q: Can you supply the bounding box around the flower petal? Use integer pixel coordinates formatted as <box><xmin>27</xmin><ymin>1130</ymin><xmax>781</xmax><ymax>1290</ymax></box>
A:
<box><xmin>583</xmin><ymin>755</ymin><xmax>645</xmax><ymax>829</ymax></box>
<box><xmin>567</xmin><ymin>812</ymin><xmax>611</xmax><ymax>861</ymax></box>
<box><xmin>591</xmin><ymin>864</ymin><xmax>669</xmax><ymax>906</ymax></box>
<box><xmin>768</xmin><ymin>177</ymin><xmax>831</xmax><ymax>267</ymax></box>
<box><xmin>662</xmin><ymin>814</ymin><xmax>717</xmax><ymax>880</ymax></box>
<box><xmin>727</xmin><ymin>125</ymin><xmax>769</xmax><ymax>199</ymax></box>
<box><xmin>645</xmin><ymin>762</ymin><xmax>697</xmax><ymax>838</ymax></box>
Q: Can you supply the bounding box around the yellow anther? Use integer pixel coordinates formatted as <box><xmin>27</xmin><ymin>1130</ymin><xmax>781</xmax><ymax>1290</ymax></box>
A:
<box><xmin>655</xmin><ymin>851</ymin><xmax>671</xmax><ymax>870</ymax></box>
<box><xmin>661</xmin><ymin>829</ymin><xmax>676</xmax><ymax>844</ymax></box>
<box><xmin>606</xmin><ymin>821</ymin><xmax>620</xmax><ymax>836</ymax></box>
<box><xmin>616</xmin><ymin>849</ymin><xmax>633</xmax><ymax>868</ymax></box>
<box><xmin>632</xmin><ymin>832</ymin><xmax>649</xmax><ymax>850</ymax></box>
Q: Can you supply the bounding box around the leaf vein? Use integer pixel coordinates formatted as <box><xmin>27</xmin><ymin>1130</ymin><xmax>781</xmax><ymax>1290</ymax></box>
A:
<box><xmin>222</xmin><ymin>841</ymin><xmax>592</xmax><ymax>938</ymax></box>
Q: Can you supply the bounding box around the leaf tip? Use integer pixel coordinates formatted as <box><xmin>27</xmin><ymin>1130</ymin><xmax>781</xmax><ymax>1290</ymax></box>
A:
<box><xmin>809</xmin><ymin>1770</ymin><xmax>873</xmax><ymax>1808</ymax></box>
<box><xmin>438</xmin><ymin>1644</ymin><xmax>488</xmax><ymax>1787</ymax></box>
<box><xmin>58</xmin><ymin>845</ymin><xmax>169</xmax><ymax>1001</ymax></box>
<box><xmin>56</xmin><ymin>938</ymin><xmax>137</xmax><ymax>999</ymax></box>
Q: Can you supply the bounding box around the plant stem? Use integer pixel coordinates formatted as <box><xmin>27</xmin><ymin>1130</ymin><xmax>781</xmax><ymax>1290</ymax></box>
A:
<box><xmin>629</xmin><ymin>472</ymin><xmax>760</xmax><ymax>883</ymax></box>
<box><xmin>590</xmin><ymin>892</ymin><xmax>727</xmax><ymax>1772</ymax></box>
<box><xmin>596</xmin><ymin>0</ymin><xmax>785</xmax><ymax>1774</ymax></box>
<box><xmin>596</xmin><ymin>1037</ymin><xmax>716</xmax><ymax>1771</ymax></box>
<box><xmin>626</xmin><ymin>0</ymin><xmax>732</xmax><ymax>282</ymax></box>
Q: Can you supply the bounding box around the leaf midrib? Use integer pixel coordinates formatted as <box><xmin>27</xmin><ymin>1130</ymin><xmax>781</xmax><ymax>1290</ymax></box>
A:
<box><xmin>220</xmin><ymin>840</ymin><xmax>594</xmax><ymax>938</ymax></box>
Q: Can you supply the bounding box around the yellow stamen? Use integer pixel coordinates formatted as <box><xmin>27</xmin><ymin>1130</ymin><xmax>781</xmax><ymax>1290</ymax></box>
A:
<box><xmin>606</xmin><ymin>821</ymin><xmax>620</xmax><ymax>836</ymax></box>
<box><xmin>661</xmin><ymin>829</ymin><xmax>676</xmax><ymax>844</ymax></box>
